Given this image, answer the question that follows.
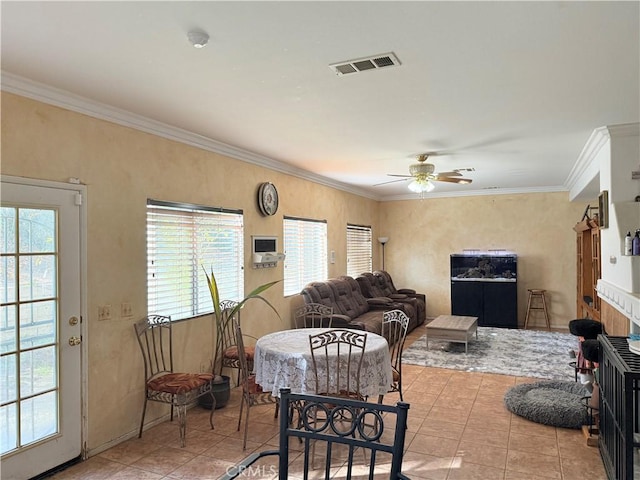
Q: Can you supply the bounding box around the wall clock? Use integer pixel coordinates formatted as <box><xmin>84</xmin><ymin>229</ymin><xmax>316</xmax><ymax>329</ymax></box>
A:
<box><xmin>258</xmin><ymin>182</ymin><xmax>279</xmax><ymax>216</ymax></box>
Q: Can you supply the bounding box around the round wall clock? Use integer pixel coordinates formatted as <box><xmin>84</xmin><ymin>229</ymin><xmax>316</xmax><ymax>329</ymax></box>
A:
<box><xmin>258</xmin><ymin>182</ymin><xmax>279</xmax><ymax>216</ymax></box>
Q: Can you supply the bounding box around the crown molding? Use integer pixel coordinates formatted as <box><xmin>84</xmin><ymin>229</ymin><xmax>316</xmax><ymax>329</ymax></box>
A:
<box><xmin>607</xmin><ymin>122</ymin><xmax>640</xmax><ymax>138</ymax></box>
<box><xmin>1</xmin><ymin>71</ymin><xmax>593</xmax><ymax>204</ymax></box>
<box><xmin>381</xmin><ymin>185</ymin><xmax>568</xmax><ymax>202</ymax></box>
<box><xmin>564</xmin><ymin>125</ymin><xmax>609</xmax><ymax>195</ymax></box>
<box><xmin>564</xmin><ymin>122</ymin><xmax>639</xmax><ymax>200</ymax></box>
<box><xmin>1</xmin><ymin>72</ymin><xmax>380</xmax><ymax>201</ymax></box>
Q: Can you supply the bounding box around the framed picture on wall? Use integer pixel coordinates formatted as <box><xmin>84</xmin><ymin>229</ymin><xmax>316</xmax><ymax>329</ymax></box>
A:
<box><xmin>598</xmin><ymin>190</ymin><xmax>609</xmax><ymax>229</ymax></box>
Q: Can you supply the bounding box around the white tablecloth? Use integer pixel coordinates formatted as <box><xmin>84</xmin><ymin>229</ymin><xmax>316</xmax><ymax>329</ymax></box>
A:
<box><xmin>254</xmin><ymin>328</ymin><xmax>392</xmax><ymax>398</ymax></box>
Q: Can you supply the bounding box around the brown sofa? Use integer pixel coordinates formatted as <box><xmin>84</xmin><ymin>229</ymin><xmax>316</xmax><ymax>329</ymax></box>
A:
<box><xmin>373</xmin><ymin>270</ymin><xmax>427</xmax><ymax>305</ymax></box>
<box><xmin>359</xmin><ymin>271</ymin><xmax>427</xmax><ymax>324</ymax></box>
<box><xmin>300</xmin><ymin>275</ymin><xmax>422</xmax><ymax>339</ymax></box>
<box><xmin>356</xmin><ymin>272</ymin><xmax>425</xmax><ymax>328</ymax></box>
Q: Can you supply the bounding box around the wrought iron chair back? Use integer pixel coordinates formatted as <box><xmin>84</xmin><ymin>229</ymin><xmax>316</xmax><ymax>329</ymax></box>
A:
<box><xmin>234</xmin><ymin>318</ymin><xmax>278</xmax><ymax>450</ymax></box>
<box><xmin>221</xmin><ymin>388</ymin><xmax>411</xmax><ymax>479</ymax></box>
<box><xmin>379</xmin><ymin>309</ymin><xmax>410</xmax><ymax>403</ymax></box>
<box><xmin>308</xmin><ymin>329</ymin><xmax>367</xmax><ymax>399</ymax></box>
<box><xmin>215</xmin><ymin>300</ymin><xmax>255</xmax><ymax>386</ymax></box>
<box><xmin>295</xmin><ymin>302</ymin><xmax>334</xmax><ymax>328</ymax></box>
<box><xmin>134</xmin><ymin>315</ymin><xmax>214</xmax><ymax>447</ymax></box>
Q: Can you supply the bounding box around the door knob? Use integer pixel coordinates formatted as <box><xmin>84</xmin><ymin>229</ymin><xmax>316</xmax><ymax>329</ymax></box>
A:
<box><xmin>68</xmin><ymin>336</ymin><xmax>82</xmax><ymax>346</ymax></box>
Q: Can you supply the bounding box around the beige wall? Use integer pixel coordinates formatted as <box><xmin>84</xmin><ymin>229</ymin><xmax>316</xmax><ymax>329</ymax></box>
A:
<box><xmin>2</xmin><ymin>92</ymin><xmax>584</xmax><ymax>453</ymax></box>
<box><xmin>1</xmin><ymin>93</ymin><xmax>380</xmax><ymax>451</ymax></box>
<box><xmin>379</xmin><ymin>193</ymin><xmax>586</xmax><ymax>326</ymax></box>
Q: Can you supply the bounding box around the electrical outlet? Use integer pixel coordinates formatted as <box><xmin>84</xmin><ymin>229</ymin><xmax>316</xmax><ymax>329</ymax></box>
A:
<box><xmin>121</xmin><ymin>302</ymin><xmax>133</xmax><ymax>317</ymax></box>
<box><xmin>98</xmin><ymin>305</ymin><xmax>111</xmax><ymax>321</ymax></box>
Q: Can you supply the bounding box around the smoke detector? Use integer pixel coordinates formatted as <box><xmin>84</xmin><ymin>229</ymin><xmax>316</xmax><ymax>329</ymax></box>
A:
<box><xmin>329</xmin><ymin>52</ymin><xmax>401</xmax><ymax>76</ymax></box>
<box><xmin>187</xmin><ymin>30</ymin><xmax>209</xmax><ymax>48</ymax></box>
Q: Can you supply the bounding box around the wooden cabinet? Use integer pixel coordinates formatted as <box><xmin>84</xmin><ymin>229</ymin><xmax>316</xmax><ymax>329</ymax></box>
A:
<box><xmin>574</xmin><ymin>218</ymin><xmax>601</xmax><ymax>320</ymax></box>
<box><xmin>451</xmin><ymin>281</ymin><xmax>518</xmax><ymax>328</ymax></box>
<box><xmin>450</xmin><ymin>253</ymin><xmax>518</xmax><ymax>328</ymax></box>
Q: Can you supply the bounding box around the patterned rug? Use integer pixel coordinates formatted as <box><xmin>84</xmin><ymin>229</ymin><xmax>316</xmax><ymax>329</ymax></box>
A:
<box><xmin>402</xmin><ymin>327</ymin><xmax>577</xmax><ymax>380</ymax></box>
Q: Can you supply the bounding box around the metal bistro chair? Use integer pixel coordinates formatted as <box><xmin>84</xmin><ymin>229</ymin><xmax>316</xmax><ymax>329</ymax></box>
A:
<box><xmin>234</xmin><ymin>318</ymin><xmax>278</xmax><ymax>450</ymax></box>
<box><xmin>378</xmin><ymin>309</ymin><xmax>410</xmax><ymax>404</ymax></box>
<box><xmin>134</xmin><ymin>315</ymin><xmax>214</xmax><ymax>447</ymax></box>
<box><xmin>216</xmin><ymin>300</ymin><xmax>255</xmax><ymax>387</ymax></box>
<box><xmin>309</xmin><ymin>329</ymin><xmax>367</xmax><ymax>400</ymax></box>
<box><xmin>308</xmin><ymin>329</ymin><xmax>368</xmax><ymax>466</ymax></box>
<box><xmin>295</xmin><ymin>303</ymin><xmax>334</xmax><ymax>328</ymax></box>
<box><xmin>220</xmin><ymin>388</ymin><xmax>412</xmax><ymax>480</ymax></box>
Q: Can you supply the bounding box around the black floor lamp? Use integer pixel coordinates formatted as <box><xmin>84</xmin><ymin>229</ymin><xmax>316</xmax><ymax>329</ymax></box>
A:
<box><xmin>378</xmin><ymin>236</ymin><xmax>389</xmax><ymax>270</ymax></box>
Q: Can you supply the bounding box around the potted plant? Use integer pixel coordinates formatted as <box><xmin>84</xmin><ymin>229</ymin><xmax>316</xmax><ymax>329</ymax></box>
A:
<box><xmin>200</xmin><ymin>267</ymin><xmax>281</xmax><ymax>409</ymax></box>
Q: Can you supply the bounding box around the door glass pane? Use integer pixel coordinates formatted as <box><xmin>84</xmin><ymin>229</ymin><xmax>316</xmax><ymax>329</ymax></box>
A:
<box><xmin>0</xmin><ymin>404</ymin><xmax>18</xmax><ymax>454</ymax></box>
<box><xmin>0</xmin><ymin>353</ymin><xmax>17</xmax><ymax>403</ymax></box>
<box><xmin>18</xmin><ymin>209</ymin><xmax>55</xmax><ymax>253</ymax></box>
<box><xmin>1</xmin><ymin>207</ymin><xmax>17</xmax><ymax>254</ymax></box>
<box><xmin>19</xmin><ymin>255</ymin><xmax>56</xmax><ymax>302</ymax></box>
<box><xmin>20</xmin><ymin>346</ymin><xmax>56</xmax><ymax>397</ymax></box>
<box><xmin>19</xmin><ymin>301</ymin><xmax>56</xmax><ymax>349</ymax></box>
<box><xmin>20</xmin><ymin>391</ymin><xmax>57</xmax><ymax>445</ymax></box>
<box><xmin>1</xmin><ymin>205</ymin><xmax>60</xmax><ymax>455</ymax></box>
<box><xmin>1</xmin><ymin>305</ymin><xmax>17</xmax><ymax>354</ymax></box>
<box><xmin>0</xmin><ymin>257</ymin><xmax>16</xmax><ymax>304</ymax></box>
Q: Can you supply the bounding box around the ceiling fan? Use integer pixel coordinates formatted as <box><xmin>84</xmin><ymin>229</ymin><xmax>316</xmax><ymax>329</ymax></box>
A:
<box><xmin>376</xmin><ymin>153</ymin><xmax>473</xmax><ymax>193</ymax></box>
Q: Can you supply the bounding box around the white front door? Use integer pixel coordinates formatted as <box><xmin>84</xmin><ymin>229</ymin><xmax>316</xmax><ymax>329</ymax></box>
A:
<box><xmin>1</xmin><ymin>179</ymin><xmax>83</xmax><ymax>480</ymax></box>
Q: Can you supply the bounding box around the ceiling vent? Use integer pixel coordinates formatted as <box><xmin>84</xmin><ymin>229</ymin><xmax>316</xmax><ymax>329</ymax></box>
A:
<box><xmin>329</xmin><ymin>52</ymin><xmax>401</xmax><ymax>76</ymax></box>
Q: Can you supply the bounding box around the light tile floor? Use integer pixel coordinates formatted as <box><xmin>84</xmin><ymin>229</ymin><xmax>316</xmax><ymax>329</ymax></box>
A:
<box><xmin>49</xmin><ymin>328</ymin><xmax>607</xmax><ymax>480</ymax></box>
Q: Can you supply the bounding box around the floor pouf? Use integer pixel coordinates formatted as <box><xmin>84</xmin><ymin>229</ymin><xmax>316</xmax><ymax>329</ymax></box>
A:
<box><xmin>568</xmin><ymin>318</ymin><xmax>605</xmax><ymax>339</ymax></box>
<box><xmin>504</xmin><ymin>380</ymin><xmax>589</xmax><ymax>429</ymax></box>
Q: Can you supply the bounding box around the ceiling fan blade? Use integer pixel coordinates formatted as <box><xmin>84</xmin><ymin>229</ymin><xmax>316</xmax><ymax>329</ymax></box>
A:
<box><xmin>386</xmin><ymin>174</ymin><xmax>413</xmax><ymax>178</ymax></box>
<box><xmin>433</xmin><ymin>171</ymin><xmax>462</xmax><ymax>177</ymax></box>
<box><xmin>433</xmin><ymin>177</ymin><xmax>473</xmax><ymax>184</ymax></box>
<box><xmin>373</xmin><ymin>178</ymin><xmax>410</xmax><ymax>187</ymax></box>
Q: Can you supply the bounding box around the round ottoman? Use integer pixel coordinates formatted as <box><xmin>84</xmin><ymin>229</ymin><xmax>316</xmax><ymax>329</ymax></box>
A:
<box><xmin>504</xmin><ymin>380</ymin><xmax>589</xmax><ymax>429</ymax></box>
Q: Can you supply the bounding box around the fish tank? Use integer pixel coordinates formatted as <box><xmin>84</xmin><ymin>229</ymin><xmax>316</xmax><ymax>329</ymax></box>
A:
<box><xmin>450</xmin><ymin>251</ymin><xmax>517</xmax><ymax>282</ymax></box>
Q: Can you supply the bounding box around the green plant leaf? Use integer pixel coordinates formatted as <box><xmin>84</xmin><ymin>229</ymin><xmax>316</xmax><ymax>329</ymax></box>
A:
<box><xmin>203</xmin><ymin>266</ymin><xmax>222</xmax><ymax>321</ymax></box>
<box><xmin>203</xmin><ymin>266</ymin><xmax>282</xmax><ymax>376</ymax></box>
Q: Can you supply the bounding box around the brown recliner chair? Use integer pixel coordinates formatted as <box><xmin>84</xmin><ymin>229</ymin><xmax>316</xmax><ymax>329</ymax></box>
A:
<box><xmin>355</xmin><ymin>273</ymin><xmax>419</xmax><ymax>329</ymax></box>
<box><xmin>373</xmin><ymin>270</ymin><xmax>426</xmax><ymax>324</ymax></box>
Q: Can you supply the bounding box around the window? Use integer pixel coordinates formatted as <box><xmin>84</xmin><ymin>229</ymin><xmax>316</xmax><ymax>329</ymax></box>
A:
<box><xmin>283</xmin><ymin>216</ymin><xmax>327</xmax><ymax>296</ymax></box>
<box><xmin>347</xmin><ymin>224</ymin><xmax>372</xmax><ymax>277</ymax></box>
<box><xmin>147</xmin><ymin>200</ymin><xmax>244</xmax><ymax>321</ymax></box>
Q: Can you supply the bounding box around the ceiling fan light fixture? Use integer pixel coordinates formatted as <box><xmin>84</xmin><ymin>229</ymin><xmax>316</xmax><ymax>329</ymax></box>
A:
<box><xmin>408</xmin><ymin>179</ymin><xmax>435</xmax><ymax>193</ymax></box>
<box><xmin>409</xmin><ymin>162</ymin><xmax>434</xmax><ymax>176</ymax></box>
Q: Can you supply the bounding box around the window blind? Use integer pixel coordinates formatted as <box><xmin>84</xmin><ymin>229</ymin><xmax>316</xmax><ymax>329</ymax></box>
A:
<box><xmin>347</xmin><ymin>224</ymin><xmax>372</xmax><ymax>277</ymax></box>
<box><xmin>283</xmin><ymin>216</ymin><xmax>327</xmax><ymax>296</ymax></box>
<box><xmin>147</xmin><ymin>201</ymin><xmax>244</xmax><ymax>321</ymax></box>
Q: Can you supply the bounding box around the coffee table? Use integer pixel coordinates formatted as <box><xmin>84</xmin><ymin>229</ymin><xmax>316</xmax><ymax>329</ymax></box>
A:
<box><xmin>425</xmin><ymin>315</ymin><xmax>478</xmax><ymax>353</ymax></box>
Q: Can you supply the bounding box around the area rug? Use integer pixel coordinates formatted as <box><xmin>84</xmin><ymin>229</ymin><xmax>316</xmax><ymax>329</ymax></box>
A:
<box><xmin>503</xmin><ymin>380</ymin><xmax>589</xmax><ymax>428</ymax></box>
<box><xmin>402</xmin><ymin>327</ymin><xmax>576</xmax><ymax>380</ymax></box>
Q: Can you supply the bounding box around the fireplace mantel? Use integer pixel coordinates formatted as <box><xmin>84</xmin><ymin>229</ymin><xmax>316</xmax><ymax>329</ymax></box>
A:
<box><xmin>597</xmin><ymin>279</ymin><xmax>640</xmax><ymax>332</ymax></box>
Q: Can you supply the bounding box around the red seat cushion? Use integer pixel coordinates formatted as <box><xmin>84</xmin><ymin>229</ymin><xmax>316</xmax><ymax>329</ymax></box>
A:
<box><xmin>147</xmin><ymin>372</ymin><xmax>213</xmax><ymax>395</ymax></box>
<box><xmin>224</xmin><ymin>345</ymin><xmax>255</xmax><ymax>361</ymax></box>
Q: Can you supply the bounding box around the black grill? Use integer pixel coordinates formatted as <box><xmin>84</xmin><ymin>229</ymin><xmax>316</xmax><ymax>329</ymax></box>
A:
<box><xmin>598</xmin><ymin>335</ymin><xmax>640</xmax><ymax>480</ymax></box>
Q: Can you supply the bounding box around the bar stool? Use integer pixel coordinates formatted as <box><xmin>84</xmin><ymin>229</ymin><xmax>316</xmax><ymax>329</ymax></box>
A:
<box><xmin>524</xmin><ymin>289</ymin><xmax>550</xmax><ymax>329</ymax></box>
